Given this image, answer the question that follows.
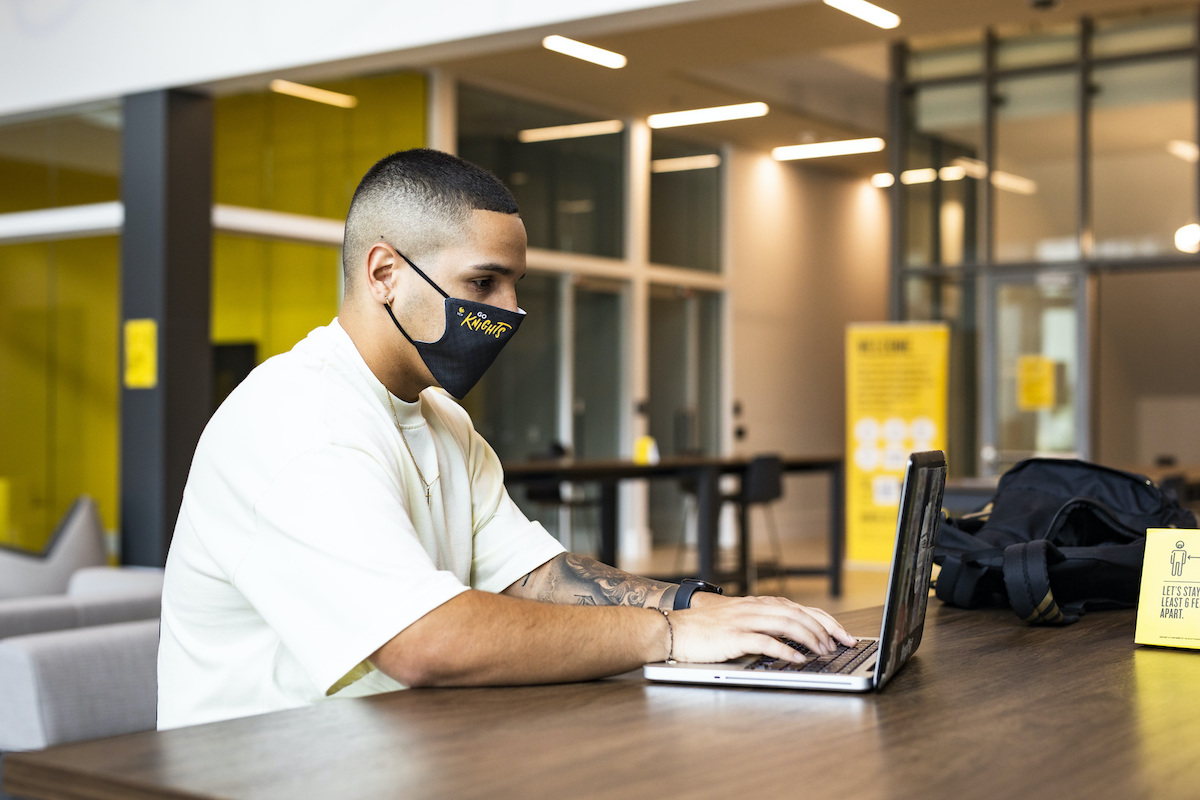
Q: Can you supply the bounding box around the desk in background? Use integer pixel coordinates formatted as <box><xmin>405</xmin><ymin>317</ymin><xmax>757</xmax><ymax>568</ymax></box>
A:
<box><xmin>8</xmin><ymin>605</ymin><xmax>1197</xmax><ymax>799</ymax></box>
<box><xmin>502</xmin><ymin>455</ymin><xmax>843</xmax><ymax>595</ymax></box>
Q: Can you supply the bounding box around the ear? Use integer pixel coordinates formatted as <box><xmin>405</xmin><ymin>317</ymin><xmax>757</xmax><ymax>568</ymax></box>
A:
<box><xmin>364</xmin><ymin>243</ymin><xmax>399</xmax><ymax>304</ymax></box>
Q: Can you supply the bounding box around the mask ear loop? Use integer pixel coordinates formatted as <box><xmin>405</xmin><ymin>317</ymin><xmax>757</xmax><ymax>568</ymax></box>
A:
<box><xmin>393</xmin><ymin>248</ymin><xmax>449</xmax><ymax>299</ymax></box>
<box><xmin>383</xmin><ymin>300</ymin><xmax>421</xmax><ymax>347</ymax></box>
<box><xmin>381</xmin><ymin>244</ymin><xmax>450</xmax><ymax>346</ymax></box>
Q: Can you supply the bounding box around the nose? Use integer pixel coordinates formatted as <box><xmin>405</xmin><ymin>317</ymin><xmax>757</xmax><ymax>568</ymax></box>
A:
<box><xmin>495</xmin><ymin>283</ymin><xmax>520</xmax><ymax>313</ymax></box>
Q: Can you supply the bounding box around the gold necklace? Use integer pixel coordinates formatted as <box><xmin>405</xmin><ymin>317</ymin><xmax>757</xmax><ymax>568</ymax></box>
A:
<box><xmin>387</xmin><ymin>392</ymin><xmax>439</xmax><ymax>505</ymax></box>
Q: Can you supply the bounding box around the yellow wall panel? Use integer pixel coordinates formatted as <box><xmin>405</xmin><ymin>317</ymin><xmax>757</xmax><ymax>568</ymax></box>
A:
<box><xmin>1</xmin><ymin>71</ymin><xmax>425</xmax><ymax>552</ymax></box>
<box><xmin>212</xmin><ymin>70</ymin><xmax>426</xmax><ymax>365</ymax></box>
<box><xmin>0</xmin><ymin>236</ymin><xmax>119</xmax><ymax>550</ymax></box>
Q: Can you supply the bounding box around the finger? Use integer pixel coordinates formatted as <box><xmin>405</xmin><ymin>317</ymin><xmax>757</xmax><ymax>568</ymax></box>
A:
<box><xmin>726</xmin><ymin>599</ymin><xmax>837</xmax><ymax>653</ymax></box>
<box><xmin>749</xmin><ymin>634</ymin><xmax>809</xmax><ymax>664</ymax></box>
<box><xmin>749</xmin><ymin>607</ymin><xmax>838</xmax><ymax>655</ymax></box>
<box><xmin>799</xmin><ymin>605</ymin><xmax>857</xmax><ymax>647</ymax></box>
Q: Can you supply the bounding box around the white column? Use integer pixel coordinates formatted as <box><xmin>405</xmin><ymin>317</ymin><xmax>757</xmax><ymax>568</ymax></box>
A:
<box><xmin>619</xmin><ymin>118</ymin><xmax>653</xmax><ymax>568</ymax></box>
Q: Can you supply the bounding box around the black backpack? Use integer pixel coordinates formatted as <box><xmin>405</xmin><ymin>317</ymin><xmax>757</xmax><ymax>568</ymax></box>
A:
<box><xmin>933</xmin><ymin>458</ymin><xmax>1197</xmax><ymax>625</ymax></box>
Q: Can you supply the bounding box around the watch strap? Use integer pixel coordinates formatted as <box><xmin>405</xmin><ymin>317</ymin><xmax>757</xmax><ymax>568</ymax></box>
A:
<box><xmin>673</xmin><ymin>578</ymin><xmax>722</xmax><ymax>611</ymax></box>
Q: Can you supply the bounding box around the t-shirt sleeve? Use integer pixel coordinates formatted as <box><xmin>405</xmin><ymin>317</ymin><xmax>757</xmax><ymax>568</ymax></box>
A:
<box><xmin>462</xmin><ymin>424</ymin><xmax>566</xmax><ymax>594</ymax></box>
<box><xmin>233</xmin><ymin>444</ymin><xmax>468</xmax><ymax>696</ymax></box>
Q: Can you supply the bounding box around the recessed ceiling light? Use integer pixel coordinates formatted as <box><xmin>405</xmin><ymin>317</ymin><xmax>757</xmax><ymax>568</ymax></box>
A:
<box><xmin>772</xmin><ymin>137</ymin><xmax>885</xmax><ymax>161</ymax></box>
<box><xmin>1175</xmin><ymin>223</ymin><xmax>1200</xmax><ymax>253</ymax></box>
<box><xmin>647</xmin><ymin>102</ymin><xmax>769</xmax><ymax>129</ymax></box>
<box><xmin>952</xmin><ymin>157</ymin><xmax>989</xmax><ymax>179</ymax></box>
<box><xmin>823</xmin><ymin>0</ymin><xmax>900</xmax><ymax>30</ymax></box>
<box><xmin>900</xmin><ymin>168</ymin><xmax>937</xmax><ymax>184</ymax></box>
<box><xmin>518</xmin><ymin>120</ymin><xmax>625</xmax><ymax>143</ymax></box>
<box><xmin>1167</xmin><ymin>139</ymin><xmax>1199</xmax><ymax>163</ymax></box>
<box><xmin>991</xmin><ymin>170</ymin><xmax>1037</xmax><ymax>195</ymax></box>
<box><xmin>542</xmin><ymin>35</ymin><xmax>627</xmax><ymax>69</ymax></box>
<box><xmin>269</xmin><ymin>79</ymin><xmax>357</xmax><ymax>108</ymax></box>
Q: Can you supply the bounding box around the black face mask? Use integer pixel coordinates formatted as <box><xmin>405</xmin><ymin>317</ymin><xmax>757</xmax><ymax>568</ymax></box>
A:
<box><xmin>384</xmin><ymin>250</ymin><xmax>525</xmax><ymax>400</ymax></box>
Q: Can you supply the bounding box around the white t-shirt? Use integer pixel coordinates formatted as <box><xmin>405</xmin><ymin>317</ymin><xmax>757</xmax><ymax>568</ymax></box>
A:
<box><xmin>157</xmin><ymin>319</ymin><xmax>564</xmax><ymax>729</ymax></box>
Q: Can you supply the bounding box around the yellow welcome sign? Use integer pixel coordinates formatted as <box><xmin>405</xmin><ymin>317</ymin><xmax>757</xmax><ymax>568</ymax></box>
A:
<box><xmin>846</xmin><ymin>323</ymin><xmax>949</xmax><ymax>564</ymax></box>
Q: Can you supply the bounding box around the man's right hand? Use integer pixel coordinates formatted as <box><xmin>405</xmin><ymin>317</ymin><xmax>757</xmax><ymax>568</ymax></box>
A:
<box><xmin>668</xmin><ymin>594</ymin><xmax>856</xmax><ymax>665</ymax></box>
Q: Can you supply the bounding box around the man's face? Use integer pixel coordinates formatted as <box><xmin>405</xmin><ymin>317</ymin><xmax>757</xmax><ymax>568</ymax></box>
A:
<box><xmin>397</xmin><ymin>209</ymin><xmax>528</xmax><ymax>344</ymax></box>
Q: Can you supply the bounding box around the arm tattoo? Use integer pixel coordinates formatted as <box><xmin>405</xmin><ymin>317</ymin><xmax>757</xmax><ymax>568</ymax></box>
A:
<box><xmin>535</xmin><ymin>553</ymin><xmax>678</xmax><ymax>609</ymax></box>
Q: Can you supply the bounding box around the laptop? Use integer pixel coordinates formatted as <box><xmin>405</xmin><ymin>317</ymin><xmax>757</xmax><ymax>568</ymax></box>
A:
<box><xmin>644</xmin><ymin>450</ymin><xmax>947</xmax><ymax>692</ymax></box>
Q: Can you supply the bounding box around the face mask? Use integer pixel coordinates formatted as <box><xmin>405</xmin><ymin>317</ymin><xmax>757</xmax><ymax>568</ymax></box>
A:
<box><xmin>384</xmin><ymin>250</ymin><xmax>525</xmax><ymax>399</ymax></box>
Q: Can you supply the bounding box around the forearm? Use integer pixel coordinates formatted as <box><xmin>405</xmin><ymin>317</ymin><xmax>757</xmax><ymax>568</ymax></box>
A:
<box><xmin>506</xmin><ymin>553</ymin><xmax>680</xmax><ymax>609</ymax></box>
<box><xmin>371</xmin><ymin>589</ymin><xmax>670</xmax><ymax>688</ymax></box>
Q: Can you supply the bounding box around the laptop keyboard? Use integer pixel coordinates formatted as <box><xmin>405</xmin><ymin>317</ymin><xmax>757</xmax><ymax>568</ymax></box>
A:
<box><xmin>745</xmin><ymin>638</ymin><xmax>878</xmax><ymax>674</ymax></box>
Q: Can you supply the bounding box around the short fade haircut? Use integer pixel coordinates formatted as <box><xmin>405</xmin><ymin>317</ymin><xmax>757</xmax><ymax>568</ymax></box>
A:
<box><xmin>342</xmin><ymin>148</ymin><xmax>519</xmax><ymax>293</ymax></box>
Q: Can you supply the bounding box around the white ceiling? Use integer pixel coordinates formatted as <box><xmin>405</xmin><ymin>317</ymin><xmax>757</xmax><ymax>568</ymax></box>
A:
<box><xmin>432</xmin><ymin>0</ymin><xmax>1197</xmax><ymax>174</ymax></box>
<box><xmin>1</xmin><ymin>0</ymin><xmax>1193</xmax><ymax>180</ymax></box>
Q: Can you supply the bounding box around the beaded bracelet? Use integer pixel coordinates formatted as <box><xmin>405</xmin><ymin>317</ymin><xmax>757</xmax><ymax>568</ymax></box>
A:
<box><xmin>654</xmin><ymin>608</ymin><xmax>676</xmax><ymax>664</ymax></box>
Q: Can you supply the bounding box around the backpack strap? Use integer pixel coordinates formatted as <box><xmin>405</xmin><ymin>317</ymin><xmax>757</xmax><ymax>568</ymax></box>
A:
<box><xmin>934</xmin><ymin>548</ymin><xmax>1002</xmax><ymax>608</ymax></box>
<box><xmin>1002</xmin><ymin>540</ymin><xmax>1079</xmax><ymax>625</ymax></box>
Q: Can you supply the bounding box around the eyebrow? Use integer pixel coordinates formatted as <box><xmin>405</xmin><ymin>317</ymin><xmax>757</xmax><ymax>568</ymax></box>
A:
<box><xmin>468</xmin><ymin>263</ymin><xmax>526</xmax><ymax>279</ymax></box>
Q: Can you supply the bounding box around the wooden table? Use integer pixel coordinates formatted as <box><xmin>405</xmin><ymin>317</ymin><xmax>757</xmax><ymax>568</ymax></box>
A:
<box><xmin>503</xmin><ymin>454</ymin><xmax>844</xmax><ymax>595</ymax></box>
<box><xmin>8</xmin><ymin>603</ymin><xmax>1199</xmax><ymax>800</ymax></box>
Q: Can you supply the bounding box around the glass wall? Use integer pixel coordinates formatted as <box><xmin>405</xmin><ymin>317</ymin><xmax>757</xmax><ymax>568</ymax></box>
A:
<box><xmin>1092</xmin><ymin>57</ymin><xmax>1195</xmax><ymax>258</ymax></box>
<box><xmin>896</xmin><ymin>8</ymin><xmax>1200</xmax><ymax>475</ymax></box>
<box><xmin>994</xmin><ymin>71</ymin><xmax>1079</xmax><ymax>263</ymax></box>
<box><xmin>990</xmin><ymin>273</ymin><xmax>1082</xmax><ymax>471</ymax></box>
<box><xmin>0</xmin><ymin>105</ymin><xmax>122</xmax><ymax>550</ymax></box>
<box><xmin>462</xmin><ymin>271</ymin><xmax>562</xmax><ymax>463</ymax></box>
<box><xmin>904</xmin><ymin>274</ymin><xmax>977</xmax><ymax>473</ymax></box>
<box><xmin>464</xmin><ymin>270</ymin><xmax>625</xmax><ymax>552</ymax></box>
<box><xmin>649</xmin><ymin>134</ymin><xmax>721</xmax><ymax>271</ymax></box>
<box><xmin>572</xmin><ymin>278</ymin><xmax>624</xmax><ymax>460</ymax></box>
<box><xmin>457</xmin><ymin>84</ymin><xmax>625</xmax><ymax>258</ymax></box>
<box><xmin>647</xmin><ymin>287</ymin><xmax>722</xmax><ymax>544</ymax></box>
<box><xmin>907</xmin><ymin>83</ymin><xmax>985</xmax><ymax>268</ymax></box>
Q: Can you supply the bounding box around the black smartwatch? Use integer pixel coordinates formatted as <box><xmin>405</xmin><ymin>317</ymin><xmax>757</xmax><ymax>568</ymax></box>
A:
<box><xmin>673</xmin><ymin>578</ymin><xmax>723</xmax><ymax>610</ymax></box>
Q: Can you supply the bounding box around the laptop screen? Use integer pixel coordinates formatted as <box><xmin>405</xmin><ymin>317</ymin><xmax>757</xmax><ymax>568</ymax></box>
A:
<box><xmin>873</xmin><ymin>451</ymin><xmax>947</xmax><ymax>688</ymax></box>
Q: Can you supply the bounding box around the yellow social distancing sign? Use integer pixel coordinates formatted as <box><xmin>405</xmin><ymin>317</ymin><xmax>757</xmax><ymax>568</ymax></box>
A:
<box><xmin>1136</xmin><ymin>528</ymin><xmax>1200</xmax><ymax>649</ymax></box>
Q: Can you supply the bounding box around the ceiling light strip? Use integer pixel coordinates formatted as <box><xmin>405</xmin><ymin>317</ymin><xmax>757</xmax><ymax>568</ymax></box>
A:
<box><xmin>772</xmin><ymin>137</ymin><xmax>885</xmax><ymax>161</ymax></box>
<box><xmin>647</xmin><ymin>102</ymin><xmax>768</xmax><ymax>129</ymax></box>
<box><xmin>269</xmin><ymin>79</ymin><xmax>357</xmax><ymax>108</ymax></box>
<box><xmin>542</xmin><ymin>35</ymin><xmax>627</xmax><ymax>69</ymax></box>
<box><xmin>822</xmin><ymin>0</ymin><xmax>900</xmax><ymax>30</ymax></box>
<box><xmin>871</xmin><ymin>164</ymin><xmax>1038</xmax><ymax>195</ymax></box>
<box><xmin>517</xmin><ymin>119</ymin><xmax>625</xmax><ymax>143</ymax></box>
<box><xmin>650</xmin><ymin>154</ymin><xmax>722</xmax><ymax>173</ymax></box>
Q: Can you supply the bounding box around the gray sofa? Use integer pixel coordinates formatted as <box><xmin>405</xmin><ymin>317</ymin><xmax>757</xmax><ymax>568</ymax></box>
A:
<box><xmin>0</xmin><ymin>618</ymin><xmax>160</xmax><ymax>751</ymax></box>
<box><xmin>0</xmin><ymin>496</ymin><xmax>108</xmax><ymax>600</ymax></box>
<box><xmin>0</xmin><ymin>567</ymin><xmax>163</xmax><ymax>797</ymax></box>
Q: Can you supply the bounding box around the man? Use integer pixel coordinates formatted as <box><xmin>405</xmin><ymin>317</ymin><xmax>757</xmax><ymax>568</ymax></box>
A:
<box><xmin>157</xmin><ymin>148</ymin><xmax>853</xmax><ymax>729</ymax></box>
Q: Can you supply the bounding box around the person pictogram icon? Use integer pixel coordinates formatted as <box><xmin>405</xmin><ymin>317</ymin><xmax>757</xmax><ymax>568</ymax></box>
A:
<box><xmin>1170</xmin><ymin>541</ymin><xmax>1190</xmax><ymax>577</ymax></box>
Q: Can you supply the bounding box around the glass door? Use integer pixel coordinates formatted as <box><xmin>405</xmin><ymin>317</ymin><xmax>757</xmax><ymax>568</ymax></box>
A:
<box><xmin>980</xmin><ymin>270</ymin><xmax>1089</xmax><ymax>476</ymax></box>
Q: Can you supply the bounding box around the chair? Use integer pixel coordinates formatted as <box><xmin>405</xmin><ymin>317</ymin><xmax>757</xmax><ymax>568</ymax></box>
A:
<box><xmin>0</xmin><ymin>618</ymin><xmax>160</xmax><ymax>752</ymax></box>
<box><xmin>67</xmin><ymin>565</ymin><xmax>165</xmax><ymax>597</ymax></box>
<box><xmin>728</xmin><ymin>455</ymin><xmax>786</xmax><ymax>595</ymax></box>
<box><xmin>0</xmin><ymin>496</ymin><xmax>107</xmax><ymax>600</ymax></box>
<box><xmin>0</xmin><ymin>566</ymin><xmax>164</xmax><ymax>791</ymax></box>
<box><xmin>523</xmin><ymin>444</ymin><xmax>597</xmax><ymax>552</ymax></box>
<box><xmin>673</xmin><ymin>455</ymin><xmax>786</xmax><ymax>595</ymax></box>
